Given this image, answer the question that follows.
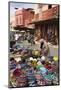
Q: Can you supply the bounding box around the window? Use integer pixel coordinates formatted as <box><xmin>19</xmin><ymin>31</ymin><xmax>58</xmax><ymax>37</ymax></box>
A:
<box><xmin>19</xmin><ymin>16</ymin><xmax>21</xmax><ymax>24</ymax></box>
<box><xmin>16</xmin><ymin>16</ymin><xmax>18</xmax><ymax>25</ymax></box>
<box><xmin>48</xmin><ymin>5</ymin><xmax>52</xmax><ymax>9</ymax></box>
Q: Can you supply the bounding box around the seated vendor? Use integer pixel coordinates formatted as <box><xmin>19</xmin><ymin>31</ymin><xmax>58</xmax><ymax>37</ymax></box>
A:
<box><xmin>40</xmin><ymin>38</ymin><xmax>49</xmax><ymax>56</ymax></box>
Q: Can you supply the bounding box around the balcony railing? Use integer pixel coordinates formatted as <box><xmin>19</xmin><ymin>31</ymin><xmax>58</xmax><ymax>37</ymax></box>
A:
<box><xmin>41</xmin><ymin>5</ymin><xmax>59</xmax><ymax>20</ymax></box>
<box><xmin>32</xmin><ymin>6</ymin><xmax>59</xmax><ymax>22</ymax></box>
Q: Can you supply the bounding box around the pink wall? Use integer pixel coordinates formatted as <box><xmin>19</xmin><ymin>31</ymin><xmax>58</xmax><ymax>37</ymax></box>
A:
<box><xmin>15</xmin><ymin>9</ymin><xmax>34</xmax><ymax>26</ymax></box>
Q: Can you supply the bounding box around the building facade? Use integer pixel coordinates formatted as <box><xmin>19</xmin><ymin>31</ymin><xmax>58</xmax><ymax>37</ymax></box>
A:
<box><xmin>30</xmin><ymin>4</ymin><xmax>59</xmax><ymax>45</ymax></box>
<box><xmin>15</xmin><ymin>8</ymin><xmax>35</xmax><ymax>27</ymax></box>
